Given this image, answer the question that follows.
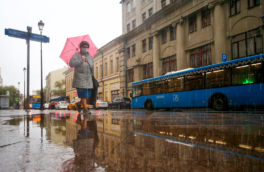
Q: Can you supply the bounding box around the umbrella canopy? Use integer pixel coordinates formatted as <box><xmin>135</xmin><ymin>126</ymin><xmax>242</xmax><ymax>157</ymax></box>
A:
<box><xmin>60</xmin><ymin>35</ymin><xmax>98</xmax><ymax>68</ymax></box>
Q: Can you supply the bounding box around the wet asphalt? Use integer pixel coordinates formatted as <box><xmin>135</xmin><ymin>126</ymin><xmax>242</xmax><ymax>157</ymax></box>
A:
<box><xmin>0</xmin><ymin>109</ymin><xmax>264</xmax><ymax>172</ymax></box>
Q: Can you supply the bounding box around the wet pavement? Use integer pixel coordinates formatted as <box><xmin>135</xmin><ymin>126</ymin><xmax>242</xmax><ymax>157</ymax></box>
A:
<box><xmin>0</xmin><ymin>109</ymin><xmax>264</xmax><ymax>172</ymax></box>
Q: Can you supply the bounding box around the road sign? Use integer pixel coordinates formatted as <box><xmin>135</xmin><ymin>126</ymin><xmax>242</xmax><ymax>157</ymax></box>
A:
<box><xmin>15</xmin><ymin>98</ymin><xmax>19</xmax><ymax>102</ymax></box>
<box><xmin>222</xmin><ymin>54</ymin><xmax>227</xmax><ymax>62</ymax></box>
<box><xmin>45</xmin><ymin>86</ymin><xmax>49</xmax><ymax>89</ymax></box>
<box><xmin>5</xmin><ymin>28</ymin><xmax>50</xmax><ymax>43</ymax></box>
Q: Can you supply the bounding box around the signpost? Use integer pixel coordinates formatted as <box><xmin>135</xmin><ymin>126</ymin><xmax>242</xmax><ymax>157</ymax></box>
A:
<box><xmin>5</xmin><ymin>29</ymin><xmax>49</xmax><ymax>43</ymax></box>
<box><xmin>5</xmin><ymin>27</ymin><xmax>50</xmax><ymax>110</ymax></box>
<box><xmin>222</xmin><ymin>54</ymin><xmax>227</xmax><ymax>62</ymax></box>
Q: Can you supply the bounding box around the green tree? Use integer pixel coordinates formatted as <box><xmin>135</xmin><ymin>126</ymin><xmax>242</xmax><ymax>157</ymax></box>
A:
<box><xmin>54</xmin><ymin>79</ymin><xmax>65</xmax><ymax>96</ymax></box>
<box><xmin>0</xmin><ymin>85</ymin><xmax>19</xmax><ymax>106</ymax></box>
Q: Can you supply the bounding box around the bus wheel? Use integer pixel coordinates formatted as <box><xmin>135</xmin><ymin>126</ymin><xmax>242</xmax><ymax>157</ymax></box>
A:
<box><xmin>212</xmin><ymin>95</ymin><xmax>228</xmax><ymax>111</ymax></box>
<box><xmin>145</xmin><ymin>100</ymin><xmax>154</xmax><ymax>110</ymax></box>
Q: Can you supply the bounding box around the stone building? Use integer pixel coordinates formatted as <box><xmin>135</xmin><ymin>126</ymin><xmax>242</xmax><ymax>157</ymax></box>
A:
<box><xmin>93</xmin><ymin>37</ymin><xmax>123</xmax><ymax>102</ymax></box>
<box><xmin>64</xmin><ymin>69</ymin><xmax>76</xmax><ymax>102</ymax></box>
<box><xmin>45</xmin><ymin>67</ymin><xmax>68</xmax><ymax>102</ymax></box>
<box><xmin>118</xmin><ymin>0</ymin><xmax>263</xmax><ymax>96</ymax></box>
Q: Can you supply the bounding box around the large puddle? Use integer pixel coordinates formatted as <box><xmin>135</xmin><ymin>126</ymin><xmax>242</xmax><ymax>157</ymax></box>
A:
<box><xmin>2</xmin><ymin>111</ymin><xmax>264</xmax><ymax>171</ymax></box>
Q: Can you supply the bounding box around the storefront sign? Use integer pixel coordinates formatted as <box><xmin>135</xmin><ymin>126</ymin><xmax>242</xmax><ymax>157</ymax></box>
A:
<box><xmin>0</xmin><ymin>97</ymin><xmax>9</xmax><ymax>108</ymax></box>
<box><xmin>73</xmin><ymin>93</ymin><xmax>77</xmax><ymax>96</ymax></box>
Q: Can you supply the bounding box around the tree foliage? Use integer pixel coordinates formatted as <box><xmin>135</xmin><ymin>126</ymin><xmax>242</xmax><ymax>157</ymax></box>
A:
<box><xmin>54</xmin><ymin>79</ymin><xmax>65</xmax><ymax>96</ymax></box>
<box><xmin>0</xmin><ymin>85</ymin><xmax>19</xmax><ymax>106</ymax></box>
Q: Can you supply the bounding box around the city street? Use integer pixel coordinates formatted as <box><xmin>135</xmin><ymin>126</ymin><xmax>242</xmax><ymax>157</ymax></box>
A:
<box><xmin>0</xmin><ymin>109</ymin><xmax>264</xmax><ymax>171</ymax></box>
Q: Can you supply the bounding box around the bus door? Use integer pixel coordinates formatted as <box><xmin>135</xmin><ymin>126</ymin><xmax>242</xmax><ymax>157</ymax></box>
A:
<box><xmin>154</xmin><ymin>81</ymin><xmax>168</xmax><ymax>108</ymax></box>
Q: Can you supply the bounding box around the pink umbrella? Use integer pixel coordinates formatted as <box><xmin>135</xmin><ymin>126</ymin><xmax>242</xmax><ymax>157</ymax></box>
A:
<box><xmin>60</xmin><ymin>35</ymin><xmax>98</xmax><ymax>68</ymax></box>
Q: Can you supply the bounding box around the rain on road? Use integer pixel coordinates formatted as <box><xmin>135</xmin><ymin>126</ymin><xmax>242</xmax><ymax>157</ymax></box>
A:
<box><xmin>0</xmin><ymin>109</ymin><xmax>264</xmax><ymax>171</ymax></box>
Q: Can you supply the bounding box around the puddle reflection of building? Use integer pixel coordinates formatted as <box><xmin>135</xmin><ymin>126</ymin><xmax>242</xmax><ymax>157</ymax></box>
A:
<box><xmin>92</xmin><ymin>112</ymin><xmax>264</xmax><ymax>171</ymax></box>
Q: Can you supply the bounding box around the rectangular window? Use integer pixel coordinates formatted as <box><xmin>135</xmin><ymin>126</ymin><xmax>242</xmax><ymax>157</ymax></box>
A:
<box><xmin>230</xmin><ymin>0</ymin><xmax>240</xmax><ymax>16</ymax></box>
<box><xmin>143</xmin><ymin>62</ymin><xmax>153</xmax><ymax>79</ymax></box>
<box><xmin>127</xmin><ymin>2</ymin><xmax>130</xmax><ymax>13</ymax></box>
<box><xmin>96</xmin><ymin>67</ymin><xmax>98</xmax><ymax>78</ymax></box>
<box><xmin>142</xmin><ymin>83</ymin><xmax>155</xmax><ymax>95</ymax></box>
<box><xmin>161</xmin><ymin>0</ymin><xmax>166</xmax><ymax>8</ymax></box>
<box><xmin>232</xmin><ymin>63</ymin><xmax>262</xmax><ymax>85</ymax></box>
<box><xmin>232</xmin><ymin>28</ymin><xmax>262</xmax><ymax>59</ymax></box>
<box><xmin>190</xmin><ymin>44</ymin><xmax>211</xmax><ymax>68</ymax></box>
<box><xmin>142</xmin><ymin>39</ymin><xmax>146</xmax><ymax>52</ymax></box>
<box><xmin>149</xmin><ymin>8</ymin><xmax>153</xmax><ymax>17</ymax></box>
<box><xmin>111</xmin><ymin>90</ymin><xmax>119</xmax><ymax>101</ymax></box>
<box><xmin>127</xmin><ymin>23</ymin><xmax>130</xmax><ymax>32</ymax></box>
<box><xmin>168</xmin><ymin>77</ymin><xmax>184</xmax><ymax>93</ymax></box>
<box><xmin>99</xmin><ymin>93</ymin><xmax>103</xmax><ymax>100</ymax></box>
<box><xmin>149</xmin><ymin>37</ymin><xmax>153</xmax><ymax>50</ymax></box>
<box><xmin>105</xmin><ymin>63</ymin><xmax>108</xmax><ymax>76</ymax></box>
<box><xmin>132</xmin><ymin>20</ymin><xmax>136</xmax><ymax>29</ymax></box>
<box><xmin>110</xmin><ymin>60</ymin><xmax>113</xmax><ymax>74</ymax></box>
<box><xmin>189</xmin><ymin>15</ymin><xmax>197</xmax><ymax>33</ymax></box>
<box><xmin>185</xmin><ymin>74</ymin><xmax>204</xmax><ymax>91</ymax></box>
<box><xmin>170</xmin><ymin>26</ymin><xmax>176</xmax><ymax>41</ymax></box>
<box><xmin>132</xmin><ymin>44</ymin><xmax>136</xmax><ymax>57</ymax></box>
<box><xmin>100</xmin><ymin>65</ymin><xmax>103</xmax><ymax>77</ymax></box>
<box><xmin>132</xmin><ymin>0</ymin><xmax>136</xmax><ymax>8</ymax></box>
<box><xmin>142</xmin><ymin>12</ymin><xmax>146</xmax><ymax>22</ymax></box>
<box><xmin>162</xmin><ymin>29</ymin><xmax>167</xmax><ymax>44</ymax></box>
<box><xmin>127</xmin><ymin>47</ymin><xmax>130</xmax><ymax>58</ymax></box>
<box><xmin>248</xmin><ymin>0</ymin><xmax>260</xmax><ymax>8</ymax></box>
<box><xmin>202</xmin><ymin>8</ymin><xmax>211</xmax><ymax>28</ymax></box>
<box><xmin>127</xmin><ymin>69</ymin><xmax>134</xmax><ymax>82</ymax></box>
<box><xmin>162</xmin><ymin>55</ymin><xmax>177</xmax><ymax>74</ymax></box>
<box><xmin>154</xmin><ymin>81</ymin><xmax>167</xmax><ymax>94</ymax></box>
<box><xmin>116</xmin><ymin>58</ymin><xmax>119</xmax><ymax>72</ymax></box>
<box><xmin>206</xmin><ymin>69</ymin><xmax>231</xmax><ymax>89</ymax></box>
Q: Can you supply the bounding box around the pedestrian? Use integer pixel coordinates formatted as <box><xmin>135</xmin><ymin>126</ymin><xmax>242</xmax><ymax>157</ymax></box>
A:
<box><xmin>69</xmin><ymin>41</ymin><xmax>94</xmax><ymax>114</ymax></box>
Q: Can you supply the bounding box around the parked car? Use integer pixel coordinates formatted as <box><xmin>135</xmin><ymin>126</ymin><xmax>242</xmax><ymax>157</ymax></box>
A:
<box><xmin>50</xmin><ymin>101</ymin><xmax>56</xmax><ymax>109</ymax></box>
<box><xmin>108</xmin><ymin>97</ymin><xmax>131</xmax><ymax>109</ymax></box>
<box><xmin>44</xmin><ymin>103</ymin><xmax>49</xmax><ymax>109</ymax></box>
<box><xmin>95</xmin><ymin>100</ymin><xmax>108</xmax><ymax>110</ymax></box>
<box><xmin>55</xmin><ymin>101</ymin><xmax>68</xmax><ymax>110</ymax></box>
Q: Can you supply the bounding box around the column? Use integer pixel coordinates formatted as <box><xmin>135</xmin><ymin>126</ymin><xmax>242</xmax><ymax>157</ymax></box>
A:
<box><xmin>152</xmin><ymin>31</ymin><xmax>160</xmax><ymax>77</ymax></box>
<box><xmin>118</xmin><ymin>47</ymin><xmax>126</xmax><ymax>97</ymax></box>
<box><xmin>176</xmin><ymin>19</ymin><xmax>186</xmax><ymax>70</ymax></box>
<box><xmin>213</xmin><ymin>3</ymin><xmax>226</xmax><ymax>63</ymax></box>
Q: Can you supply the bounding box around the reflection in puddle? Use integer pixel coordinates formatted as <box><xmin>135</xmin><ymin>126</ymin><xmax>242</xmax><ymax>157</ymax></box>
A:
<box><xmin>4</xmin><ymin>111</ymin><xmax>264</xmax><ymax>171</ymax></box>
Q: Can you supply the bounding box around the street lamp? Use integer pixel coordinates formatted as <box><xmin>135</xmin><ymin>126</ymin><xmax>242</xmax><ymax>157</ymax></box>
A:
<box><xmin>23</xmin><ymin>68</ymin><xmax>26</xmax><ymax>109</ymax></box>
<box><xmin>38</xmin><ymin>20</ymin><xmax>44</xmax><ymax>110</ymax></box>
<box><xmin>18</xmin><ymin>82</ymin><xmax>20</xmax><ymax>109</ymax></box>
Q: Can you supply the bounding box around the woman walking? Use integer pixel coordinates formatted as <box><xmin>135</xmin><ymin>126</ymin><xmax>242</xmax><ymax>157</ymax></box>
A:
<box><xmin>69</xmin><ymin>41</ymin><xmax>94</xmax><ymax>114</ymax></box>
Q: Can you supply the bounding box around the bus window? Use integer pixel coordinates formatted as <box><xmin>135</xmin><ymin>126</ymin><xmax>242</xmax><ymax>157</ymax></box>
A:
<box><xmin>133</xmin><ymin>85</ymin><xmax>142</xmax><ymax>97</ymax></box>
<box><xmin>232</xmin><ymin>64</ymin><xmax>262</xmax><ymax>85</ymax></box>
<box><xmin>154</xmin><ymin>81</ymin><xmax>167</xmax><ymax>94</ymax></box>
<box><xmin>185</xmin><ymin>74</ymin><xmax>204</xmax><ymax>91</ymax></box>
<box><xmin>168</xmin><ymin>77</ymin><xmax>184</xmax><ymax>93</ymax></box>
<box><xmin>142</xmin><ymin>83</ymin><xmax>155</xmax><ymax>95</ymax></box>
<box><xmin>206</xmin><ymin>69</ymin><xmax>231</xmax><ymax>89</ymax></box>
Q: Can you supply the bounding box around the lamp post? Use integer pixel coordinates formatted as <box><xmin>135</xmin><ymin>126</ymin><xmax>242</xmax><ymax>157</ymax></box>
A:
<box><xmin>23</xmin><ymin>68</ymin><xmax>26</xmax><ymax>110</ymax></box>
<box><xmin>18</xmin><ymin>82</ymin><xmax>20</xmax><ymax>109</ymax></box>
<box><xmin>38</xmin><ymin>20</ymin><xmax>44</xmax><ymax>110</ymax></box>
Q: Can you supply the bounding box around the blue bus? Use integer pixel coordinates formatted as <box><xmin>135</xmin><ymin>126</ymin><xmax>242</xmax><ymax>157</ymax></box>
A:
<box><xmin>131</xmin><ymin>54</ymin><xmax>264</xmax><ymax>110</ymax></box>
<box><xmin>28</xmin><ymin>95</ymin><xmax>41</xmax><ymax>109</ymax></box>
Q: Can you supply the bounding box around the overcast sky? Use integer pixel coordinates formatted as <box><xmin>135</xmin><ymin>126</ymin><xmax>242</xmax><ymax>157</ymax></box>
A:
<box><xmin>0</xmin><ymin>0</ymin><xmax>122</xmax><ymax>95</ymax></box>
